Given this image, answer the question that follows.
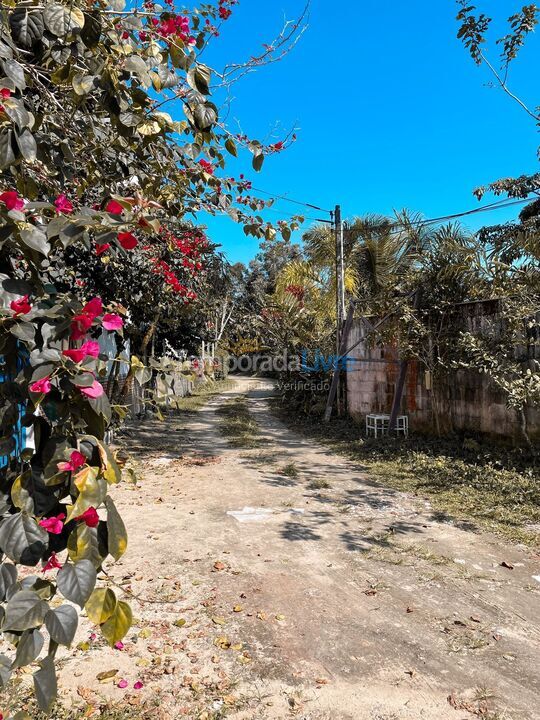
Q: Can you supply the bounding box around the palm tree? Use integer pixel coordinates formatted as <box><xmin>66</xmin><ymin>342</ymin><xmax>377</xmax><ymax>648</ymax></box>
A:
<box><xmin>274</xmin><ymin>211</ymin><xmax>431</xmax><ymax>317</ymax></box>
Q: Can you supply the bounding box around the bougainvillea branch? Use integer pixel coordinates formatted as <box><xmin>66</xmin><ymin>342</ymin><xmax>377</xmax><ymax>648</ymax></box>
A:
<box><xmin>0</xmin><ymin>0</ymin><xmax>305</xmax><ymax>714</ymax></box>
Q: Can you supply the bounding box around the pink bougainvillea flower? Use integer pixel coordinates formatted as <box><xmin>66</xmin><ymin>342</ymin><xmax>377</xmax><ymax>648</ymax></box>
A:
<box><xmin>106</xmin><ymin>199</ymin><xmax>124</xmax><ymax>215</ymax></box>
<box><xmin>62</xmin><ymin>347</ymin><xmax>86</xmax><ymax>363</ymax></box>
<box><xmin>114</xmin><ymin>642</ymin><xmax>125</xmax><ymax>650</ymax></box>
<box><xmin>95</xmin><ymin>243</ymin><xmax>111</xmax><ymax>256</ymax></box>
<box><xmin>82</xmin><ymin>340</ymin><xmax>100</xmax><ymax>357</ymax></box>
<box><xmin>89</xmin><ymin>632</ymin><xmax>97</xmax><ymax>641</ymax></box>
<box><xmin>63</xmin><ymin>340</ymin><xmax>101</xmax><ymax>364</ymax></box>
<box><xmin>102</xmin><ymin>313</ymin><xmax>123</xmax><ymax>331</ymax></box>
<box><xmin>117</xmin><ymin>679</ymin><xmax>128</xmax><ymax>689</ymax></box>
<box><xmin>29</xmin><ymin>376</ymin><xmax>52</xmax><ymax>395</ymax></box>
<box><xmin>42</xmin><ymin>552</ymin><xmax>62</xmax><ymax>573</ymax></box>
<box><xmin>70</xmin><ymin>313</ymin><xmax>94</xmax><ymax>341</ymax></box>
<box><xmin>198</xmin><ymin>159</ymin><xmax>214</xmax><ymax>175</ymax></box>
<box><xmin>74</xmin><ymin>507</ymin><xmax>100</xmax><ymax>528</ymax></box>
<box><xmin>0</xmin><ymin>190</ymin><xmax>25</xmax><ymax>211</ymax></box>
<box><xmin>82</xmin><ymin>297</ymin><xmax>103</xmax><ymax>318</ymax></box>
<box><xmin>57</xmin><ymin>450</ymin><xmax>86</xmax><ymax>473</ymax></box>
<box><xmin>54</xmin><ymin>193</ymin><xmax>74</xmax><ymax>214</ymax></box>
<box><xmin>133</xmin><ymin>681</ymin><xmax>144</xmax><ymax>690</ymax></box>
<box><xmin>71</xmin><ymin>297</ymin><xmax>103</xmax><ymax>340</ymax></box>
<box><xmin>10</xmin><ymin>295</ymin><xmax>31</xmax><ymax>316</ymax></box>
<box><xmin>39</xmin><ymin>513</ymin><xmax>66</xmax><ymax>535</ymax></box>
<box><xmin>79</xmin><ymin>380</ymin><xmax>105</xmax><ymax>399</ymax></box>
<box><xmin>117</xmin><ymin>232</ymin><xmax>138</xmax><ymax>250</ymax></box>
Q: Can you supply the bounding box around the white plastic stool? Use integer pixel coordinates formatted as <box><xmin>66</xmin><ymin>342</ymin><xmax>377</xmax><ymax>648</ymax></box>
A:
<box><xmin>366</xmin><ymin>414</ymin><xmax>408</xmax><ymax>438</ymax></box>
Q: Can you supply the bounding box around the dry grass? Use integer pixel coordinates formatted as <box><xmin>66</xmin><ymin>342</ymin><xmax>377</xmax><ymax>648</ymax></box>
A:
<box><xmin>275</xmin><ymin>405</ymin><xmax>540</xmax><ymax>545</ymax></box>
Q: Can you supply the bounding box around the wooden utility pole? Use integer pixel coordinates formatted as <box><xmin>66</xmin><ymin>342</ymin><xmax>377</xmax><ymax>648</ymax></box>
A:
<box><xmin>324</xmin><ymin>301</ymin><xmax>356</xmax><ymax>423</ymax></box>
<box><xmin>334</xmin><ymin>205</ymin><xmax>346</xmax><ymax>350</ymax></box>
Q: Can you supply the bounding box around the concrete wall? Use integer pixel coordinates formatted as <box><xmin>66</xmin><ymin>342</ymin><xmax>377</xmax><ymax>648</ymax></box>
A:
<box><xmin>346</xmin><ymin>300</ymin><xmax>540</xmax><ymax>442</ymax></box>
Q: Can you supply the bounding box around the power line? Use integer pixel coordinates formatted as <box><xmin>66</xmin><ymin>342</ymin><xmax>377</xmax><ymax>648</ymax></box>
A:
<box><xmin>249</xmin><ymin>186</ymin><xmax>332</xmax><ymax>214</ymax></box>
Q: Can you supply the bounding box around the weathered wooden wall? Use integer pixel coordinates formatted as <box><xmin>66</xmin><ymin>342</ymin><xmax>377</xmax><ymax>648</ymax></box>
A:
<box><xmin>346</xmin><ymin>300</ymin><xmax>540</xmax><ymax>442</ymax></box>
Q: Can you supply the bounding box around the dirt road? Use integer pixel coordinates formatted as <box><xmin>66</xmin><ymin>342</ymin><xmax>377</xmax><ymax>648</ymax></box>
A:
<box><xmin>55</xmin><ymin>377</ymin><xmax>540</xmax><ymax>720</ymax></box>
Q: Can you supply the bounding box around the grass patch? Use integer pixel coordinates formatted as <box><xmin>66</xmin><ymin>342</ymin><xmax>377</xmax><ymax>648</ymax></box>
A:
<box><xmin>307</xmin><ymin>477</ymin><xmax>332</xmax><ymax>490</ymax></box>
<box><xmin>273</xmin><ymin>404</ymin><xmax>540</xmax><ymax>545</ymax></box>
<box><xmin>172</xmin><ymin>379</ymin><xmax>234</xmax><ymax>414</ymax></box>
<box><xmin>278</xmin><ymin>462</ymin><xmax>299</xmax><ymax>478</ymax></box>
<box><xmin>216</xmin><ymin>396</ymin><xmax>263</xmax><ymax>448</ymax></box>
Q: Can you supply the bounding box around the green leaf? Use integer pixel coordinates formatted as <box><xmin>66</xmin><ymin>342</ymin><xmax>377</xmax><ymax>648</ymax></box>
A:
<box><xmin>97</xmin><ymin>441</ymin><xmax>121</xmax><ymax>484</ymax></box>
<box><xmin>65</xmin><ymin>466</ymin><xmax>106</xmax><ymax>522</ymax></box>
<box><xmin>0</xmin><ymin>128</ymin><xmax>17</xmax><ymax>168</ymax></box>
<box><xmin>43</xmin><ymin>4</ymin><xmax>84</xmax><ymax>37</ymax></box>
<box><xmin>100</xmin><ymin>600</ymin><xmax>132</xmax><ymax>647</ymax></box>
<box><xmin>105</xmin><ymin>496</ymin><xmax>127</xmax><ymax>561</ymax></box>
<box><xmin>2</xmin><ymin>98</ymin><xmax>32</xmax><ymax>129</ymax></box>
<box><xmin>80</xmin><ymin>11</ymin><xmax>102</xmax><ymax>48</ymax></box>
<box><xmin>0</xmin><ymin>654</ymin><xmax>11</xmax><ymax>688</ymax></box>
<box><xmin>0</xmin><ymin>562</ymin><xmax>18</xmax><ymax>602</ymax></box>
<box><xmin>67</xmin><ymin>523</ymin><xmax>104</xmax><ymax>567</ymax></box>
<box><xmin>85</xmin><ymin>587</ymin><xmax>117</xmax><ymax>625</ymax></box>
<box><xmin>57</xmin><ymin>560</ymin><xmax>96</xmax><ymax>608</ymax></box>
<box><xmin>252</xmin><ymin>152</ymin><xmax>264</xmax><ymax>172</ymax></box>
<box><xmin>88</xmin><ymin>392</ymin><xmax>112</xmax><ymax>422</ymax></box>
<box><xmin>33</xmin><ymin>656</ymin><xmax>57</xmax><ymax>713</ymax></box>
<box><xmin>3</xmin><ymin>59</ymin><xmax>26</xmax><ymax>90</ymax></box>
<box><xmin>13</xmin><ymin>629</ymin><xmax>44</xmax><ymax>669</ymax></box>
<box><xmin>3</xmin><ymin>590</ymin><xmax>49</xmax><ymax>631</ymax></box>
<box><xmin>9</xmin><ymin>8</ymin><xmax>45</xmax><ymax>48</ymax></box>
<box><xmin>225</xmin><ymin>137</ymin><xmax>237</xmax><ymax>157</ymax></box>
<box><xmin>193</xmin><ymin>102</ymin><xmax>218</xmax><ymax>131</ymax></box>
<box><xmin>10</xmin><ymin>321</ymin><xmax>36</xmax><ymax>344</ymax></box>
<box><xmin>15</xmin><ymin>128</ymin><xmax>37</xmax><ymax>162</ymax></box>
<box><xmin>0</xmin><ymin>513</ymin><xmax>48</xmax><ymax>566</ymax></box>
<box><xmin>187</xmin><ymin>64</ymin><xmax>211</xmax><ymax>95</ymax></box>
<box><xmin>45</xmin><ymin>605</ymin><xmax>78</xmax><ymax>646</ymax></box>
<box><xmin>72</xmin><ymin>74</ymin><xmax>95</xmax><ymax>96</ymax></box>
<box><xmin>20</xmin><ymin>226</ymin><xmax>50</xmax><ymax>255</ymax></box>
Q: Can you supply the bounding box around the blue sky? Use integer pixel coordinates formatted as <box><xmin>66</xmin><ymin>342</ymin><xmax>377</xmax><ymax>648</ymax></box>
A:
<box><xmin>198</xmin><ymin>0</ymin><xmax>539</xmax><ymax>264</ymax></box>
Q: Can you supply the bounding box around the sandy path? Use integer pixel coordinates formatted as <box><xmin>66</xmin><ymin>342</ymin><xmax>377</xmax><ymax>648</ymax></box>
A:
<box><xmin>53</xmin><ymin>376</ymin><xmax>539</xmax><ymax>720</ymax></box>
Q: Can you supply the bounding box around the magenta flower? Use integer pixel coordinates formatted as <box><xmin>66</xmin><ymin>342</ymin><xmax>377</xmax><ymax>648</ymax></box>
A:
<box><xmin>10</xmin><ymin>295</ymin><xmax>31</xmax><ymax>316</ymax></box>
<box><xmin>114</xmin><ymin>641</ymin><xmax>125</xmax><ymax>650</ymax></box>
<box><xmin>133</xmin><ymin>681</ymin><xmax>144</xmax><ymax>690</ymax></box>
<box><xmin>42</xmin><ymin>552</ymin><xmax>62</xmax><ymax>573</ymax></box>
<box><xmin>63</xmin><ymin>340</ymin><xmax>100</xmax><ymax>364</ymax></box>
<box><xmin>79</xmin><ymin>380</ymin><xmax>105</xmax><ymax>399</ymax></box>
<box><xmin>75</xmin><ymin>507</ymin><xmax>100</xmax><ymax>528</ymax></box>
<box><xmin>63</xmin><ymin>347</ymin><xmax>86</xmax><ymax>363</ymax></box>
<box><xmin>57</xmin><ymin>450</ymin><xmax>86</xmax><ymax>473</ymax></box>
<box><xmin>70</xmin><ymin>313</ymin><xmax>94</xmax><ymax>341</ymax></box>
<box><xmin>106</xmin><ymin>199</ymin><xmax>124</xmax><ymax>215</ymax></box>
<box><xmin>71</xmin><ymin>298</ymin><xmax>103</xmax><ymax>340</ymax></box>
<box><xmin>39</xmin><ymin>513</ymin><xmax>66</xmax><ymax>535</ymax></box>
<box><xmin>102</xmin><ymin>313</ymin><xmax>123</xmax><ymax>331</ymax></box>
<box><xmin>95</xmin><ymin>243</ymin><xmax>110</xmax><ymax>256</ymax></box>
<box><xmin>29</xmin><ymin>376</ymin><xmax>52</xmax><ymax>395</ymax></box>
<box><xmin>54</xmin><ymin>193</ymin><xmax>74</xmax><ymax>214</ymax></box>
<box><xmin>83</xmin><ymin>340</ymin><xmax>100</xmax><ymax>357</ymax></box>
<box><xmin>117</xmin><ymin>232</ymin><xmax>138</xmax><ymax>250</ymax></box>
<box><xmin>82</xmin><ymin>297</ymin><xmax>103</xmax><ymax>318</ymax></box>
<box><xmin>0</xmin><ymin>190</ymin><xmax>25</xmax><ymax>211</ymax></box>
<box><xmin>117</xmin><ymin>679</ymin><xmax>128</xmax><ymax>689</ymax></box>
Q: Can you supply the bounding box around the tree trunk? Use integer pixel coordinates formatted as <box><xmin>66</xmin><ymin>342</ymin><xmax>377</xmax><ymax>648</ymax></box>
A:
<box><xmin>517</xmin><ymin>406</ymin><xmax>533</xmax><ymax>451</ymax></box>
<box><xmin>140</xmin><ymin>312</ymin><xmax>161</xmax><ymax>363</ymax></box>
